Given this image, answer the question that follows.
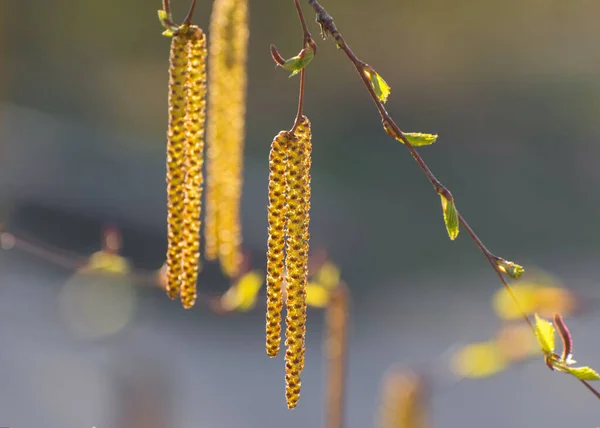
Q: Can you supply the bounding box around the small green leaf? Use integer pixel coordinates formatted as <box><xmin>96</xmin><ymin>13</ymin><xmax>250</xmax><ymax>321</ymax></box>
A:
<box><xmin>440</xmin><ymin>194</ymin><xmax>459</xmax><ymax>240</ymax></box>
<box><xmin>403</xmin><ymin>132</ymin><xmax>438</xmax><ymax>147</ymax></box>
<box><xmin>495</xmin><ymin>258</ymin><xmax>525</xmax><ymax>279</ymax></box>
<box><xmin>282</xmin><ymin>47</ymin><xmax>314</xmax><ymax>77</ymax></box>
<box><xmin>566</xmin><ymin>366</ymin><xmax>600</xmax><ymax>381</ymax></box>
<box><xmin>364</xmin><ymin>67</ymin><xmax>391</xmax><ymax>103</ymax></box>
<box><xmin>157</xmin><ymin>9</ymin><xmax>169</xmax><ymax>22</ymax></box>
<box><xmin>158</xmin><ymin>9</ymin><xmax>178</xmax><ymax>36</ymax></box>
<box><xmin>534</xmin><ymin>313</ymin><xmax>556</xmax><ymax>355</ymax></box>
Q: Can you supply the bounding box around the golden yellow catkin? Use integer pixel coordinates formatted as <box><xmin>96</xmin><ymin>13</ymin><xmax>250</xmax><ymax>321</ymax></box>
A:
<box><xmin>180</xmin><ymin>26</ymin><xmax>207</xmax><ymax>309</ymax></box>
<box><xmin>205</xmin><ymin>0</ymin><xmax>249</xmax><ymax>277</ymax></box>
<box><xmin>378</xmin><ymin>371</ymin><xmax>429</xmax><ymax>428</ymax></box>
<box><xmin>265</xmin><ymin>131</ymin><xmax>293</xmax><ymax>357</ymax></box>
<box><xmin>295</xmin><ymin>116</ymin><xmax>312</xmax><ymax>279</ymax></box>
<box><xmin>165</xmin><ymin>31</ymin><xmax>189</xmax><ymax>300</ymax></box>
<box><xmin>284</xmin><ymin>116</ymin><xmax>312</xmax><ymax>409</ymax></box>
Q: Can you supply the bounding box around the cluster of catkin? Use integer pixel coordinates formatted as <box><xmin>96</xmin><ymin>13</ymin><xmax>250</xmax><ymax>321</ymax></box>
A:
<box><xmin>265</xmin><ymin>116</ymin><xmax>313</xmax><ymax>409</ymax></box>
<box><xmin>205</xmin><ymin>0</ymin><xmax>249</xmax><ymax>279</ymax></box>
<box><xmin>165</xmin><ymin>25</ymin><xmax>207</xmax><ymax>309</ymax></box>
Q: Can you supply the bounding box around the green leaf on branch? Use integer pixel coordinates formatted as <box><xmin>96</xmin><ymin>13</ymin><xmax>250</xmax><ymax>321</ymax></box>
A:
<box><xmin>158</xmin><ymin>10</ymin><xmax>178</xmax><ymax>36</ymax></box>
<box><xmin>495</xmin><ymin>258</ymin><xmax>525</xmax><ymax>279</ymax></box>
<box><xmin>282</xmin><ymin>47</ymin><xmax>314</xmax><ymax>77</ymax></box>
<box><xmin>157</xmin><ymin>9</ymin><xmax>170</xmax><ymax>23</ymax></box>
<box><xmin>363</xmin><ymin>67</ymin><xmax>391</xmax><ymax>103</ymax></box>
<box><xmin>566</xmin><ymin>366</ymin><xmax>600</xmax><ymax>381</ymax></box>
<box><xmin>440</xmin><ymin>194</ymin><xmax>459</xmax><ymax>240</ymax></box>
<box><xmin>402</xmin><ymin>133</ymin><xmax>438</xmax><ymax>147</ymax></box>
<box><xmin>534</xmin><ymin>313</ymin><xmax>555</xmax><ymax>355</ymax></box>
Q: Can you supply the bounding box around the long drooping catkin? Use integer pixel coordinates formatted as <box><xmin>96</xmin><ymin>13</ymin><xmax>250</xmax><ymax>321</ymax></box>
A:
<box><xmin>295</xmin><ymin>116</ymin><xmax>312</xmax><ymax>278</ymax></box>
<box><xmin>284</xmin><ymin>116</ymin><xmax>312</xmax><ymax>409</ymax></box>
<box><xmin>265</xmin><ymin>131</ymin><xmax>293</xmax><ymax>357</ymax></box>
<box><xmin>180</xmin><ymin>26</ymin><xmax>207</xmax><ymax>309</ymax></box>
<box><xmin>165</xmin><ymin>32</ymin><xmax>189</xmax><ymax>300</ymax></box>
<box><xmin>205</xmin><ymin>0</ymin><xmax>249</xmax><ymax>277</ymax></box>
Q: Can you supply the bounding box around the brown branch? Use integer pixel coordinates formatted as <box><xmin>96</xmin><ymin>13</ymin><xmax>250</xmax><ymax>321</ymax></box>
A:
<box><xmin>580</xmin><ymin>380</ymin><xmax>600</xmax><ymax>401</ymax></box>
<box><xmin>183</xmin><ymin>0</ymin><xmax>198</xmax><ymax>25</ymax></box>
<box><xmin>162</xmin><ymin>0</ymin><xmax>172</xmax><ymax>17</ymax></box>
<box><xmin>1</xmin><ymin>232</ymin><xmax>85</xmax><ymax>271</ymax></box>
<box><xmin>294</xmin><ymin>0</ymin><xmax>312</xmax><ymax>41</ymax></box>
<box><xmin>291</xmin><ymin>69</ymin><xmax>307</xmax><ymax>133</ymax></box>
<box><xmin>305</xmin><ymin>0</ymin><xmax>534</xmax><ymax>332</ymax></box>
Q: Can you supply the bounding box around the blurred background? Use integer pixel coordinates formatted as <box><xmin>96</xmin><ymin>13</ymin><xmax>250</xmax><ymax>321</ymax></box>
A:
<box><xmin>3</xmin><ymin>0</ymin><xmax>600</xmax><ymax>426</ymax></box>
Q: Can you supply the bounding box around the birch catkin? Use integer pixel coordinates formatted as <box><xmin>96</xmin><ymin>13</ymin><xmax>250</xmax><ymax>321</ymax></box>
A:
<box><xmin>284</xmin><ymin>116</ymin><xmax>312</xmax><ymax>409</ymax></box>
<box><xmin>265</xmin><ymin>131</ymin><xmax>293</xmax><ymax>357</ymax></box>
<box><xmin>205</xmin><ymin>0</ymin><xmax>249</xmax><ymax>278</ymax></box>
<box><xmin>165</xmin><ymin>32</ymin><xmax>189</xmax><ymax>300</ymax></box>
<box><xmin>180</xmin><ymin>26</ymin><xmax>207</xmax><ymax>309</ymax></box>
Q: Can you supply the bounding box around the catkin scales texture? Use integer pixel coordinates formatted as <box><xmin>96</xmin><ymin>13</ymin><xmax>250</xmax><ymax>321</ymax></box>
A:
<box><xmin>284</xmin><ymin>116</ymin><xmax>312</xmax><ymax>409</ymax></box>
<box><xmin>163</xmin><ymin>24</ymin><xmax>208</xmax><ymax>309</ymax></box>
<box><xmin>166</xmin><ymin>33</ymin><xmax>189</xmax><ymax>300</ymax></box>
<box><xmin>265</xmin><ymin>131</ymin><xmax>293</xmax><ymax>357</ymax></box>
<box><xmin>180</xmin><ymin>27</ymin><xmax>207</xmax><ymax>309</ymax></box>
<box><xmin>205</xmin><ymin>0</ymin><xmax>249</xmax><ymax>277</ymax></box>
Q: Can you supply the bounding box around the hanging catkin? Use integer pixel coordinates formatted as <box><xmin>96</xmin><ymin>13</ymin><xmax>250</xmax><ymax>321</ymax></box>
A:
<box><xmin>165</xmin><ymin>31</ymin><xmax>189</xmax><ymax>300</ymax></box>
<box><xmin>180</xmin><ymin>26</ymin><xmax>207</xmax><ymax>309</ymax></box>
<box><xmin>205</xmin><ymin>0</ymin><xmax>249</xmax><ymax>278</ymax></box>
<box><xmin>284</xmin><ymin>116</ymin><xmax>312</xmax><ymax>409</ymax></box>
<box><xmin>265</xmin><ymin>131</ymin><xmax>294</xmax><ymax>357</ymax></box>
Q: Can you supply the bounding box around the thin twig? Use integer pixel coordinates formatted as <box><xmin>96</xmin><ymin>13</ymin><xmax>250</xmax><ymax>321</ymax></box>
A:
<box><xmin>183</xmin><ymin>0</ymin><xmax>198</xmax><ymax>25</ymax></box>
<box><xmin>1</xmin><ymin>232</ymin><xmax>85</xmax><ymax>271</ymax></box>
<box><xmin>162</xmin><ymin>0</ymin><xmax>172</xmax><ymax>17</ymax></box>
<box><xmin>580</xmin><ymin>380</ymin><xmax>600</xmax><ymax>400</ymax></box>
<box><xmin>305</xmin><ymin>0</ymin><xmax>534</xmax><ymax>332</ymax></box>
<box><xmin>291</xmin><ymin>0</ymin><xmax>314</xmax><ymax>133</ymax></box>
<box><xmin>304</xmin><ymin>0</ymin><xmax>600</xmax><ymax>403</ymax></box>
<box><xmin>291</xmin><ymin>69</ymin><xmax>307</xmax><ymax>133</ymax></box>
<box><xmin>294</xmin><ymin>0</ymin><xmax>312</xmax><ymax>41</ymax></box>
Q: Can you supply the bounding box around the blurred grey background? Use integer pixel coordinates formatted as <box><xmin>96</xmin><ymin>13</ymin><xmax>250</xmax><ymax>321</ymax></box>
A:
<box><xmin>3</xmin><ymin>0</ymin><xmax>600</xmax><ymax>427</ymax></box>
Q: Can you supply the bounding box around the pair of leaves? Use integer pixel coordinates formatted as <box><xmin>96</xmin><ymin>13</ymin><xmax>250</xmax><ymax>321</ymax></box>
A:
<box><xmin>364</xmin><ymin>68</ymin><xmax>438</xmax><ymax>148</ymax></box>
<box><xmin>534</xmin><ymin>314</ymin><xmax>600</xmax><ymax>381</ymax></box>
<box><xmin>157</xmin><ymin>10</ymin><xmax>180</xmax><ymax>37</ymax></box>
